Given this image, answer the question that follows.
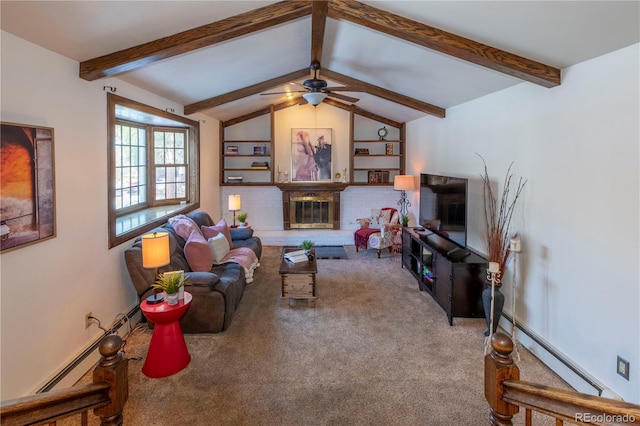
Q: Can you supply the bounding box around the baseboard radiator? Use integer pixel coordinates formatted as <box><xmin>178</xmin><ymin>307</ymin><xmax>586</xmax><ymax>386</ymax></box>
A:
<box><xmin>485</xmin><ymin>332</ymin><xmax>640</xmax><ymax>425</ymax></box>
<box><xmin>0</xmin><ymin>335</ymin><xmax>128</xmax><ymax>426</ymax></box>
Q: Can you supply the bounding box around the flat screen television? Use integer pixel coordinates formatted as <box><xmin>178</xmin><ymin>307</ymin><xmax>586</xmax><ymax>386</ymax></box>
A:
<box><xmin>419</xmin><ymin>173</ymin><xmax>468</xmax><ymax>247</ymax></box>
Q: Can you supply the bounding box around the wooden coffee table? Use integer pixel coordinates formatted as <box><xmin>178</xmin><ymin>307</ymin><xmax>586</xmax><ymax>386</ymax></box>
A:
<box><xmin>279</xmin><ymin>248</ymin><xmax>317</xmax><ymax>307</ymax></box>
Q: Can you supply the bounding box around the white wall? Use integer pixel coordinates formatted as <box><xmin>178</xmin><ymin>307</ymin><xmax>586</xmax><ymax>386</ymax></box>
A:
<box><xmin>407</xmin><ymin>44</ymin><xmax>640</xmax><ymax>402</ymax></box>
<box><xmin>0</xmin><ymin>32</ymin><xmax>219</xmax><ymax>399</ymax></box>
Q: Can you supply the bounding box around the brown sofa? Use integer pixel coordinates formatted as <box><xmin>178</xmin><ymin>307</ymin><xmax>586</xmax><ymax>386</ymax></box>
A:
<box><xmin>124</xmin><ymin>211</ymin><xmax>262</xmax><ymax>333</ymax></box>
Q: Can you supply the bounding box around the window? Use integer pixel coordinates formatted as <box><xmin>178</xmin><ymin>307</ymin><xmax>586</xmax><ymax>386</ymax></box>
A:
<box><xmin>108</xmin><ymin>94</ymin><xmax>199</xmax><ymax>248</ymax></box>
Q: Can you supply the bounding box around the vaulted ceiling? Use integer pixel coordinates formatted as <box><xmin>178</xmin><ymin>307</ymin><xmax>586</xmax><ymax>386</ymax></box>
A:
<box><xmin>2</xmin><ymin>1</ymin><xmax>638</xmax><ymax>124</ymax></box>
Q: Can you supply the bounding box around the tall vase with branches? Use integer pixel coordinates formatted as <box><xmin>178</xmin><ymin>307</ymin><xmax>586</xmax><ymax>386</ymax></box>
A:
<box><xmin>479</xmin><ymin>155</ymin><xmax>527</xmax><ymax>338</ymax></box>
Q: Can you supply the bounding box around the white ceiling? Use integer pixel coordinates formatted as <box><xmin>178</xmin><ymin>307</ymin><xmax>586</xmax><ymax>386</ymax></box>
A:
<box><xmin>2</xmin><ymin>1</ymin><xmax>638</xmax><ymax>123</ymax></box>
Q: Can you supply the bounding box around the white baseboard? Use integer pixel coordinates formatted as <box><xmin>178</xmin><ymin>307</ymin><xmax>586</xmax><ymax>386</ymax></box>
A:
<box><xmin>498</xmin><ymin>312</ymin><xmax>608</xmax><ymax>397</ymax></box>
<box><xmin>35</xmin><ymin>307</ymin><xmax>142</xmax><ymax>394</ymax></box>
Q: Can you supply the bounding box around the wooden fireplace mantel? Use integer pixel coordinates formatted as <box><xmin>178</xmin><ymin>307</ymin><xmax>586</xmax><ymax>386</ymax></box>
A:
<box><xmin>277</xmin><ymin>183</ymin><xmax>348</xmax><ymax>230</ymax></box>
<box><xmin>275</xmin><ymin>183</ymin><xmax>349</xmax><ymax>192</ymax></box>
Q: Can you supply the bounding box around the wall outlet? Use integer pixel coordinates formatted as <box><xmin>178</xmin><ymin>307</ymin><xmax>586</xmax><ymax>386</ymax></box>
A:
<box><xmin>617</xmin><ymin>356</ymin><xmax>629</xmax><ymax>380</ymax></box>
<box><xmin>85</xmin><ymin>312</ymin><xmax>93</xmax><ymax>329</ymax></box>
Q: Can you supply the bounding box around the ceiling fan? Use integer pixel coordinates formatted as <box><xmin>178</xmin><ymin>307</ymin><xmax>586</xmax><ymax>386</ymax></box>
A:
<box><xmin>261</xmin><ymin>61</ymin><xmax>362</xmax><ymax>106</ymax></box>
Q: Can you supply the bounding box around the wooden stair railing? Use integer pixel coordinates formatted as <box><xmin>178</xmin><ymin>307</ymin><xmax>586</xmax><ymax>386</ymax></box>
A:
<box><xmin>1</xmin><ymin>334</ymin><xmax>128</xmax><ymax>426</ymax></box>
<box><xmin>485</xmin><ymin>332</ymin><xmax>640</xmax><ymax>425</ymax></box>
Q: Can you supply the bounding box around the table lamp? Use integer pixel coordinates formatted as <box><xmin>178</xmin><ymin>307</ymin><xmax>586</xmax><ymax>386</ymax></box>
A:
<box><xmin>393</xmin><ymin>175</ymin><xmax>414</xmax><ymax>217</ymax></box>
<box><xmin>142</xmin><ymin>231</ymin><xmax>170</xmax><ymax>304</ymax></box>
<box><xmin>228</xmin><ymin>194</ymin><xmax>241</xmax><ymax>227</ymax></box>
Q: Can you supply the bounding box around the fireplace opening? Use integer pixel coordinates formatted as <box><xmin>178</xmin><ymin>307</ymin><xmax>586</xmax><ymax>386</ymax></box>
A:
<box><xmin>290</xmin><ymin>195</ymin><xmax>334</xmax><ymax>229</ymax></box>
<box><xmin>279</xmin><ymin>183</ymin><xmax>346</xmax><ymax>230</ymax></box>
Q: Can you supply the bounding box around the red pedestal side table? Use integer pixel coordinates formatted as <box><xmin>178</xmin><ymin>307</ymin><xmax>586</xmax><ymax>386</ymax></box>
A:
<box><xmin>140</xmin><ymin>292</ymin><xmax>192</xmax><ymax>378</ymax></box>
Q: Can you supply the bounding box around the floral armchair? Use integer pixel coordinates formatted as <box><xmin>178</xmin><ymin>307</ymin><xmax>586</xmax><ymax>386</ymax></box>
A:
<box><xmin>354</xmin><ymin>207</ymin><xmax>400</xmax><ymax>258</ymax></box>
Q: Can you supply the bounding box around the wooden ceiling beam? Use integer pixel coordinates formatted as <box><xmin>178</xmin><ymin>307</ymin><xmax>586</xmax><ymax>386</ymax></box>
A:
<box><xmin>328</xmin><ymin>0</ymin><xmax>560</xmax><ymax>88</ymax></box>
<box><xmin>79</xmin><ymin>1</ymin><xmax>312</xmax><ymax>81</ymax></box>
<box><xmin>310</xmin><ymin>1</ymin><xmax>329</xmax><ymax>65</ymax></box>
<box><xmin>321</xmin><ymin>69</ymin><xmax>446</xmax><ymax>118</ymax></box>
<box><xmin>184</xmin><ymin>69</ymin><xmax>310</xmax><ymax>115</ymax></box>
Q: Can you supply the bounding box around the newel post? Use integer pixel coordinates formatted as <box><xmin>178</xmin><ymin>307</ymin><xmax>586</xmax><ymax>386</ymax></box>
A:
<box><xmin>92</xmin><ymin>335</ymin><xmax>128</xmax><ymax>426</ymax></box>
<box><xmin>485</xmin><ymin>332</ymin><xmax>520</xmax><ymax>426</ymax></box>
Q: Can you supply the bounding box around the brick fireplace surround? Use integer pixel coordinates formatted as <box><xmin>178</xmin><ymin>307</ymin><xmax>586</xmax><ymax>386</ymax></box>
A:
<box><xmin>220</xmin><ymin>185</ymin><xmax>403</xmax><ymax>247</ymax></box>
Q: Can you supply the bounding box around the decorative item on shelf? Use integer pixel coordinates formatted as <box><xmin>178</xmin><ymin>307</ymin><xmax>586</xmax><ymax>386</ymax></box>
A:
<box><xmin>368</xmin><ymin>170</ymin><xmax>390</xmax><ymax>184</ymax></box>
<box><xmin>227</xmin><ymin>176</ymin><xmax>243</xmax><ymax>184</ymax></box>
<box><xmin>334</xmin><ymin>172</ymin><xmax>342</xmax><ymax>182</ymax></box>
<box><xmin>378</xmin><ymin>126</ymin><xmax>388</xmax><ymax>140</ymax></box>
<box><xmin>355</xmin><ymin>148</ymin><xmax>369</xmax><ymax>156</ymax></box>
<box><xmin>237</xmin><ymin>212</ymin><xmax>248</xmax><ymax>228</ymax></box>
<box><xmin>385</xmin><ymin>143</ymin><xmax>394</xmax><ymax>155</ymax></box>
<box><xmin>401</xmin><ymin>215</ymin><xmax>409</xmax><ymax>227</ymax></box>
<box><xmin>250</xmin><ymin>161</ymin><xmax>269</xmax><ymax>170</ymax></box>
<box><xmin>253</xmin><ymin>144</ymin><xmax>266</xmax><ymax>156</ymax></box>
<box><xmin>393</xmin><ymin>175</ymin><xmax>414</xmax><ymax>217</ymax></box>
<box><xmin>343</xmin><ymin>168</ymin><xmax>347</xmax><ymax>183</ymax></box>
<box><xmin>152</xmin><ymin>270</ymin><xmax>187</xmax><ymax>306</ymax></box>
<box><xmin>141</xmin><ymin>232</ymin><xmax>170</xmax><ymax>304</ymax></box>
<box><xmin>228</xmin><ymin>194</ymin><xmax>241</xmax><ymax>227</ymax></box>
<box><xmin>226</xmin><ymin>145</ymin><xmax>239</xmax><ymax>155</ymax></box>
<box><xmin>478</xmin><ymin>155</ymin><xmax>527</xmax><ymax>345</ymax></box>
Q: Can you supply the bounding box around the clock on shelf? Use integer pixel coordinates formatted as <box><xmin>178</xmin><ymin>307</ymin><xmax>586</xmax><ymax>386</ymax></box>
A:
<box><xmin>378</xmin><ymin>126</ymin><xmax>388</xmax><ymax>140</ymax></box>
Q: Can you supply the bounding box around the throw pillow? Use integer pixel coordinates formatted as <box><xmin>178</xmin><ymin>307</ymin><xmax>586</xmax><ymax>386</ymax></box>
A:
<box><xmin>169</xmin><ymin>214</ymin><xmax>203</xmax><ymax>241</ymax></box>
<box><xmin>207</xmin><ymin>233</ymin><xmax>231</xmax><ymax>264</ymax></box>
<box><xmin>201</xmin><ymin>218</ymin><xmax>233</xmax><ymax>248</ymax></box>
<box><xmin>356</xmin><ymin>218</ymin><xmax>370</xmax><ymax>229</ymax></box>
<box><xmin>370</xmin><ymin>209</ymin><xmax>391</xmax><ymax>226</ymax></box>
<box><xmin>184</xmin><ymin>231</ymin><xmax>214</xmax><ymax>272</ymax></box>
<box><xmin>389</xmin><ymin>210</ymin><xmax>399</xmax><ymax>225</ymax></box>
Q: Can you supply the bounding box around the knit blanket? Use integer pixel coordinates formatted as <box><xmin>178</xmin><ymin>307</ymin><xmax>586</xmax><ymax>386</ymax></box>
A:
<box><xmin>354</xmin><ymin>227</ymin><xmax>381</xmax><ymax>249</ymax></box>
<box><xmin>219</xmin><ymin>247</ymin><xmax>260</xmax><ymax>283</ymax></box>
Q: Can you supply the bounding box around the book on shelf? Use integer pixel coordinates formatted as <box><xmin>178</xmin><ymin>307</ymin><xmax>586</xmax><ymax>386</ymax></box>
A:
<box><xmin>284</xmin><ymin>250</ymin><xmax>309</xmax><ymax>264</ymax></box>
<box><xmin>227</xmin><ymin>176</ymin><xmax>243</xmax><ymax>184</ymax></box>
<box><xmin>226</xmin><ymin>145</ymin><xmax>239</xmax><ymax>155</ymax></box>
<box><xmin>253</xmin><ymin>145</ymin><xmax>267</xmax><ymax>156</ymax></box>
<box><xmin>251</xmin><ymin>161</ymin><xmax>269</xmax><ymax>169</ymax></box>
<box><xmin>368</xmin><ymin>170</ymin><xmax>390</xmax><ymax>183</ymax></box>
<box><xmin>355</xmin><ymin>148</ymin><xmax>369</xmax><ymax>155</ymax></box>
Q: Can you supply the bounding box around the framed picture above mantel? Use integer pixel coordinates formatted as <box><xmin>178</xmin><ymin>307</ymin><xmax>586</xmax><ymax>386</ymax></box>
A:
<box><xmin>1</xmin><ymin>122</ymin><xmax>56</xmax><ymax>253</ymax></box>
<box><xmin>291</xmin><ymin>128</ymin><xmax>332</xmax><ymax>182</ymax></box>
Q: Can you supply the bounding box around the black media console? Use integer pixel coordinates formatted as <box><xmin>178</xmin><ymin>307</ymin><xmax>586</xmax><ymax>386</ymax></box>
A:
<box><xmin>402</xmin><ymin>227</ymin><xmax>487</xmax><ymax>325</ymax></box>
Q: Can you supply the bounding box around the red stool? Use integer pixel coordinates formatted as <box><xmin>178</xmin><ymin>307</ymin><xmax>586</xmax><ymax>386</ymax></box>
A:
<box><xmin>140</xmin><ymin>292</ymin><xmax>192</xmax><ymax>378</ymax></box>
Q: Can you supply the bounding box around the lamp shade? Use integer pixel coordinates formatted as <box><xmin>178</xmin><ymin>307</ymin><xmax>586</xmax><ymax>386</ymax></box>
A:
<box><xmin>228</xmin><ymin>194</ymin><xmax>241</xmax><ymax>211</ymax></box>
<box><xmin>302</xmin><ymin>92</ymin><xmax>327</xmax><ymax>106</ymax></box>
<box><xmin>394</xmin><ymin>175</ymin><xmax>414</xmax><ymax>191</ymax></box>
<box><xmin>142</xmin><ymin>232</ymin><xmax>170</xmax><ymax>269</ymax></box>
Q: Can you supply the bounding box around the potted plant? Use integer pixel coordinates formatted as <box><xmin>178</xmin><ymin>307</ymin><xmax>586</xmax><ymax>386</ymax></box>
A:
<box><xmin>152</xmin><ymin>271</ymin><xmax>187</xmax><ymax>306</ymax></box>
<box><xmin>401</xmin><ymin>215</ymin><xmax>409</xmax><ymax>227</ymax></box>
<box><xmin>478</xmin><ymin>155</ymin><xmax>527</xmax><ymax>337</ymax></box>
<box><xmin>301</xmin><ymin>240</ymin><xmax>315</xmax><ymax>259</ymax></box>
<box><xmin>237</xmin><ymin>212</ymin><xmax>248</xmax><ymax>228</ymax></box>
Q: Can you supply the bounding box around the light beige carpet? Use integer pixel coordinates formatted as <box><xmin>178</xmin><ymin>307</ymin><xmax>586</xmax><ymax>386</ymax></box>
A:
<box><xmin>67</xmin><ymin>246</ymin><xmax>568</xmax><ymax>425</ymax></box>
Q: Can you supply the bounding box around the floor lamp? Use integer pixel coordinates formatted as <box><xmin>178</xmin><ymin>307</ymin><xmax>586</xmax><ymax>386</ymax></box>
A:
<box><xmin>228</xmin><ymin>194</ymin><xmax>241</xmax><ymax>227</ymax></box>
<box><xmin>142</xmin><ymin>231</ymin><xmax>170</xmax><ymax>304</ymax></box>
<box><xmin>393</xmin><ymin>175</ymin><xmax>414</xmax><ymax>218</ymax></box>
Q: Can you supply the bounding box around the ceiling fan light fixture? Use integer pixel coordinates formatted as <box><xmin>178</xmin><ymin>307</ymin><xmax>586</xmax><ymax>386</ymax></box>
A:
<box><xmin>302</xmin><ymin>92</ymin><xmax>327</xmax><ymax>106</ymax></box>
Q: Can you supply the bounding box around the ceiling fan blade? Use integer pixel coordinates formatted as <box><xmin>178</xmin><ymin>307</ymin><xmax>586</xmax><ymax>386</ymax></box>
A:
<box><xmin>298</xmin><ymin>96</ymin><xmax>309</xmax><ymax>105</ymax></box>
<box><xmin>327</xmin><ymin>92</ymin><xmax>359</xmax><ymax>103</ymax></box>
<box><xmin>261</xmin><ymin>90</ymin><xmax>306</xmax><ymax>95</ymax></box>
<box><xmin>326</xmin><ymin>86</ymin><xmax>363</xmax><ymax>92</ymax></box>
